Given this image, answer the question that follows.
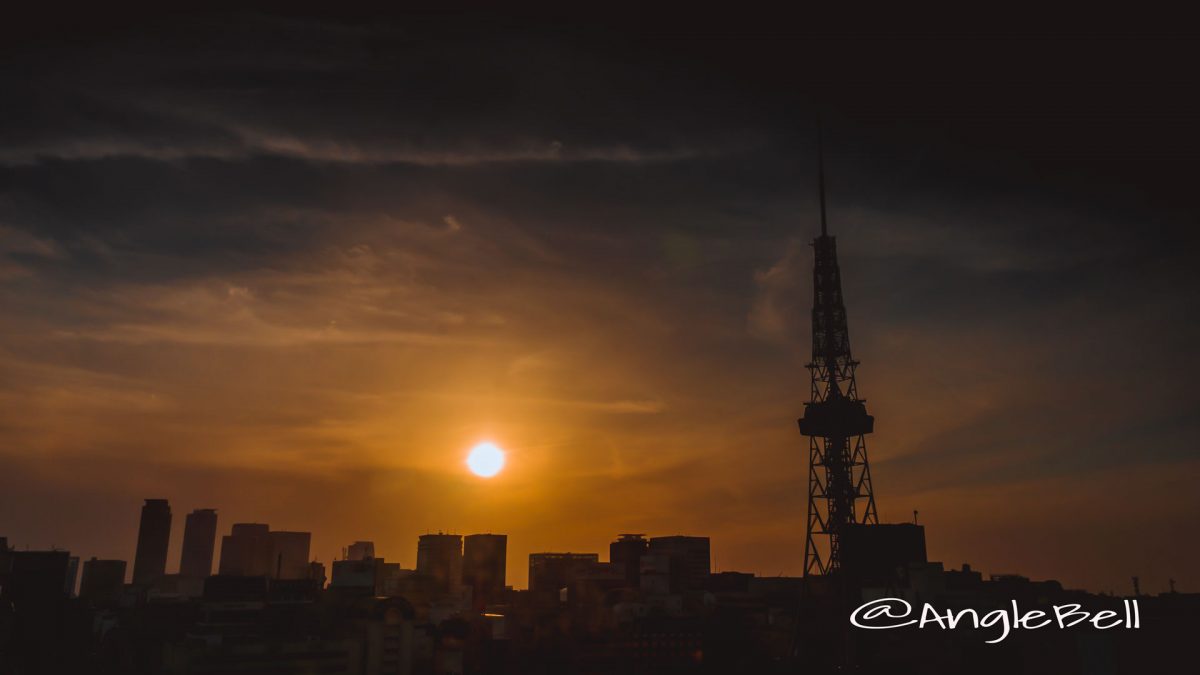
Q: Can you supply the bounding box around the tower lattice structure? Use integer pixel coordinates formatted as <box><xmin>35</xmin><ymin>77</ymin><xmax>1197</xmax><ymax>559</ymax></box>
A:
<box><xmin>798</xmin><ymin>133</ymin><xmax>878</xmax><ymax>576</ymax></box>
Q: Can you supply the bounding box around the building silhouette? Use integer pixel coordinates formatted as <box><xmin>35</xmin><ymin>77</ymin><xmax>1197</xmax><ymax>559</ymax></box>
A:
<box><xmin>268</xmin><ymin>530</ymin><xmax>312</xmax><ymax>580</ymax></box>
<box><xmin>0</xmin><ymin>549</ymin><xmax>86</xmax><ymax>672</ymax></box>
<box><xmin>610</xmin><ymin>533</ymin><xmax>649</xmax><ymax>588</ymax></box>
<box><xmin>647</xmin><ymin>536</ymin><xmax>710</xmax><ymax>592</ymax></box>
<box><xmin>79</xmin><ymin>557</ymin><xmax>127</xmax><ymax>607</ymax></box>
<box><xmin>132</xmin><ymin>498</ymin><xmax>171</xmax><ymax>586</ymax></box>
<box><xmin>839</xmin><ymin>522</ymin><xmax>927</xmax><ymax>587</ymax></box>
<box><xmin>218</xmin><ymin>523</ymin><xmax>271</xmax><ymax>576</ymax></box>
<box><xmin>2</xmin><ymin>550</ymin><xmax>72</xmax><ymax>605</ymax></box>
<box><xmin>417</xmin><ymin>533</ymin><xmax>463</xmax><ymax>595</ymax></box>
<box><xmin>528</xmin><ymin>552</ymin><xmax>599</xmax><ymax>593</ymax></box>
<box><xmin>463</xmin><ymin>533</ymin><xmax>507</xmax><ymax>608</ymax></box>
<box><xmin>346</xmin><ymin>540</ymin><xmax>375</xmax><ymax>561</ymax></box>
<box><xmin>331</xmin><ymin>557</ymin><xmax>379</xmax><ymax>591</ymax></box>
<box><xmin>309</xmin><ymin>560</ymin><xmax>327</xmax><ymax>588</ymax></box>
<box><xmin>179</xmin><ymin>508</ymin><xmax>217</xmax><ymax>579</ymax></box>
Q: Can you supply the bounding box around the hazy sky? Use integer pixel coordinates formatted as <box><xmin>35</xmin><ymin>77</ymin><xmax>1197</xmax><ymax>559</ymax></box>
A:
<box><xmin>2</xmin><ymin>12</ymin><xmax>1197</xmax><ymax>592</ymax></box>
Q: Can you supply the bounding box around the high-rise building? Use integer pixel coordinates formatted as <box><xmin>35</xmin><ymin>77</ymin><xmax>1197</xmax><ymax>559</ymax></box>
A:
<box><xmin>268</xmin><ymin>531</ymin><xmax>312</xmax><ymax>580</ymax></box>
<box><xmin>463</xmin><ymin>533</ymin><xmax>507</xmax><ymax>607</ymax></box>
<box><xmin>79</xmin><ymin>558</ymin><xmax>127</xmax><ymax>607</ymax></box>
<box><xmin>647</xmin><ymin>536</ymin><xmax>710</xmax><ymax>591</ymax></box>
<box><xmin>609</xmin><ymin>534</ymin><xmax>648</xmax><ymax>588</ymax></box>
<box><xmin>528</xmin><ymin>553</ymin><xmax>599</xmax><ymax>593</ymax></box>
<box><xmin>132</xmin><ymin>499</ymin><xmax>172</xmax><ymax>586</ymax></box>
<box><xmin>218</xmin><ymin>523</ymin><xmax>271</xmax><ymax>576</ymax></box>
<box><xmin>416</xmin><ymin>533</ymin><xmax>463</xmax><ymax>595</ymax></box>
<box><xmin>180</xmin><ymin>508</ymin><xmax>218</xmax><ymax>579</ymax></box>
<box><xmin>346</xmin><ymin>541</ymin><xmax>375</xmax><ymax>561</ymax></box>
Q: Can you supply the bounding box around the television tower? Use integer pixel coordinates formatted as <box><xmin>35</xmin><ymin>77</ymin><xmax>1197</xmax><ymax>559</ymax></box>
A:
<box><xmin>798</xmin><ymin>125</ymin><xmax>879</xmax><ymax>576</ymax></box>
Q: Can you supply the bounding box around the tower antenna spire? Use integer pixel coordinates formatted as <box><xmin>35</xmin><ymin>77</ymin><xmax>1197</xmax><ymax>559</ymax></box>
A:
<box><xmin>817</xmin><ymin>113</ymin><xmax>828</xmax><ymax>237</ymax></box>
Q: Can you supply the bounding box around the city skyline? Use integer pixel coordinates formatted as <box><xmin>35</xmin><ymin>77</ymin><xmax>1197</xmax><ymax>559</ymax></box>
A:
<box><xmin>2</xmin><ymin>10</ymin><xmax>1199</xmax><ymax>599</ymax></box>
<box><xmin>0</xmin><ymin>494</ymin><xmax>1184</xmax><ymax>597</ymax></box>
<box><xmin>4</xmin><ymin>497</ymin><xmax>728</xmax><ymax>593</ymax></box>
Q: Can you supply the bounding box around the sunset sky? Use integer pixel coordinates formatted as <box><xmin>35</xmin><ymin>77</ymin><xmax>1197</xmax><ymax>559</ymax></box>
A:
<box><xmin>1</xmin><ymin>12</ymin><xmax>1198</xmax><ymax>593</ymax></box>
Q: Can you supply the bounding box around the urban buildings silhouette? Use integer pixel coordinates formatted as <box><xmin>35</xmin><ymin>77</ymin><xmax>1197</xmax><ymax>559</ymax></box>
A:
<box><xmin>3</xmin><ymin>496</ymin><xmax>1195</xmax><ymax>674</ymax></box>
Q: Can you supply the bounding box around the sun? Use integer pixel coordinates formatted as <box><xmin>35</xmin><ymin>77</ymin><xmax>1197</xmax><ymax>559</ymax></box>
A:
<box><xmin>466</xmin><ymin>441</ymin><xmax>506</xmax><ymax>478</ymax></box>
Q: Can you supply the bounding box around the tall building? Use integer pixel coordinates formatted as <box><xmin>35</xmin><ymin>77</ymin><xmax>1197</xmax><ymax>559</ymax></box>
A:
<box><xmin>609</xmin><ymin>534</ymin><xmax>648</xmax><ymax>588</ymax></box>
<box><xmin>218</xmin><ymin>523</ymin><xmax>271</xmax><ymax>576</ymax></box>
<box><xmin>268</xmin><ymin>531</ymin><xmax>312</xmax><ymax>580</ymax></box>
<box><xmin>180</xmin><ymin>508</ymin><xmax>218</xmax><ymax>579</ymax></box>
<box><xmin>416</xmin><ymin>533</ymin><xmax>463</xmax><ymax>595</ymax></box>
<box><xmin>463</xmin><ymin>533</ymin><xmax>507</xmax><ymax>607</ymax></box>
<box><xmin>79</xmin><ymin>558</ymin><xmax>127</xmax><ymax>607</ymax></box>
<box><xmin>647</xmin><ymin>536</ymin><xmax>710</xmax><ymax>591</ymax></box>
<box><xmin>528</xmin><ymin>553</ymin><xmax>599</xmax><ymax>593</ymax></box>
<box><xmin>132</xmin><ymin>498</ymin><xmax>172</xmax><ymax>586</ymax></box>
